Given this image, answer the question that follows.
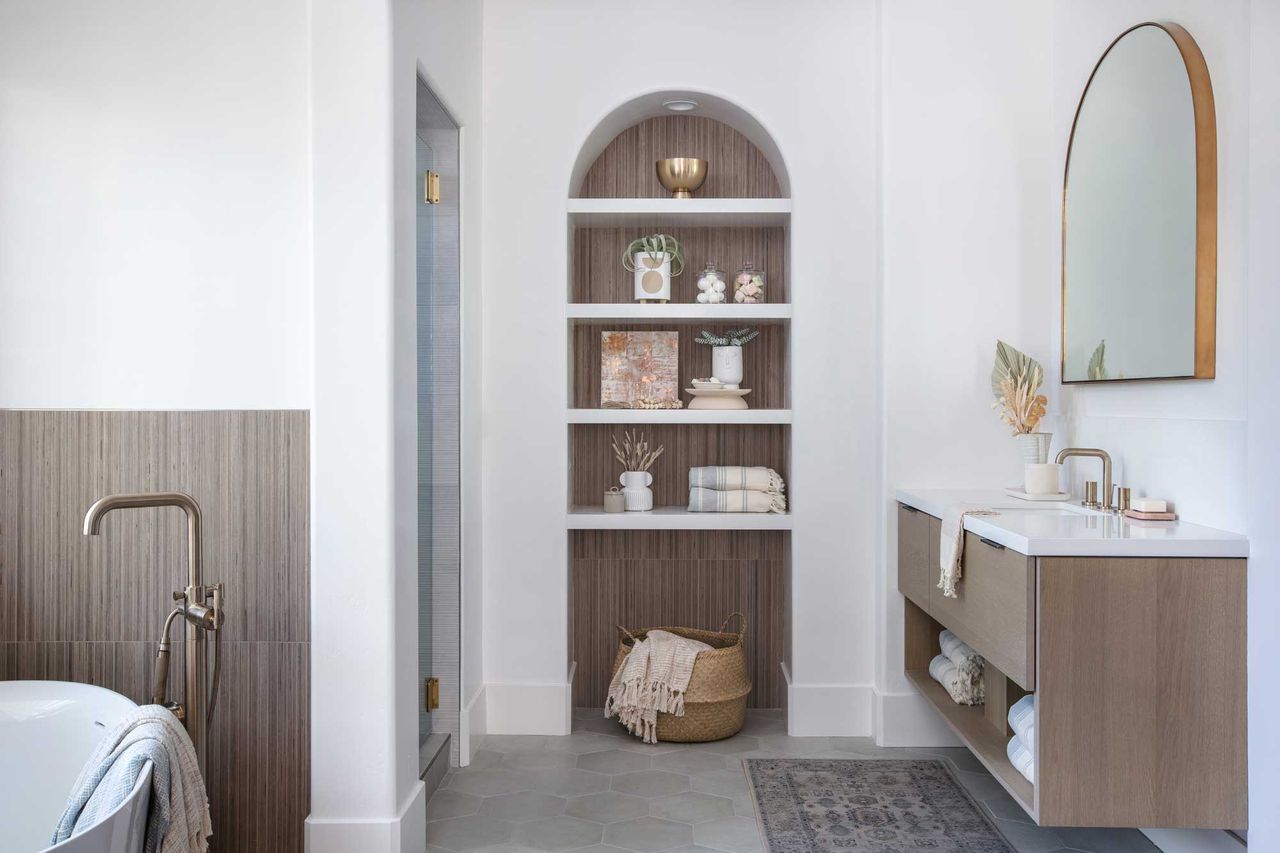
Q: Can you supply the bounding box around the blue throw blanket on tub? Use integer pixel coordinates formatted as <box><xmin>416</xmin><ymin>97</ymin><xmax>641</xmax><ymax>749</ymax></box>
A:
<box><xmin>51</xmin><ymin>705</ymin><xmax>211</xmax><ymax>853</ymax></box>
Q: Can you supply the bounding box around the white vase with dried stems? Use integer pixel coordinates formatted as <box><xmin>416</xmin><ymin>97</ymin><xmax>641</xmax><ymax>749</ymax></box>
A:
<box><xmin>991</xmin><ymin>340</ymin><xmax>1051</xmax><ymax>464</ymax></box>
<box><xmin>611</xmin><ymin>430</ymin><xmax>665</xmax><ymax>512</ymax></box>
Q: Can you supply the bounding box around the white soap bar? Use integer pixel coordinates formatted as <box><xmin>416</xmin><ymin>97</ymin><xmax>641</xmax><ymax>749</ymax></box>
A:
<box><xmin>1131</xmin><ymin>497</ymin><xmax>1167</xmax><ymax>512</ymax></box>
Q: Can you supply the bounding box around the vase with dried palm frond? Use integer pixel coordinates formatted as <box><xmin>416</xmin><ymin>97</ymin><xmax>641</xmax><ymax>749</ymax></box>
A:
<box><xmin>611</xmin><ymin>430</ymin><xmax>665</xmax><ymax>512</ymax></box>
<box><xmin>991</xmin><ymin>340</ymin><xmax>1051</xmax><ymax>464</ymax></box>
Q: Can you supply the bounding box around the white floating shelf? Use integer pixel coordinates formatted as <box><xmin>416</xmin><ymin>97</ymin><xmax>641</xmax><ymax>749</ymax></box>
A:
<box><xmin>566</xmin><ymin>303</ymin><xmax>792</xmax><ymax>323</ymax></box>
<box><xmin>569</xmin><ymin>506</ymin><xmax>793</xmax><ymax>530</ymax></box>
<box><xmin>567</xmin><ymin>408</ymin><xmax>792</xmax><ymax>425</ymax></box>
<box><xmin>567</xmin><ymin>198</ymin><xmax>791</xmax><ymax>228</ymax></box>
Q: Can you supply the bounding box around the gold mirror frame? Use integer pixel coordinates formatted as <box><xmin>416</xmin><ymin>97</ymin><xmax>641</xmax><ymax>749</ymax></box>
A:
<box><xmin>1061</xmin><ymin>21</ymin><xmax>1217</xmax><ymax>383</ymax></box>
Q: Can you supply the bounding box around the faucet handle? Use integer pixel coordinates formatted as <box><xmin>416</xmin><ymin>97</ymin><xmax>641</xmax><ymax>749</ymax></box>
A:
<box><xmin>1083</xmin><ymin>481</ymin><xmax>1101</xmax><ymax>508</ymax></box>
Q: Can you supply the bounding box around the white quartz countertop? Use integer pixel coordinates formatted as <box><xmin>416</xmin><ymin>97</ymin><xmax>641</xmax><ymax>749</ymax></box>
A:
<box><xmin>895</xmin><ymin>488</ymin><xmax>1248</xmax><ymax>558</ymax></box>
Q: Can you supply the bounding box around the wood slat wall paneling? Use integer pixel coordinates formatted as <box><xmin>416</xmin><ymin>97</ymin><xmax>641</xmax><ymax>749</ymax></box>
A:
<box><xmin>570</xmin><ymin>530</ymin><xmax>788</xmax><ymax>708</ymax></box>
<box><xmin>0</xmin><ymin>410</ymin><xmax>310</xmax><ymax>853</ymax></box>
<box><xmin>570</xmin><ymin>424</ymin><xmax>789</xmax><ymax>507</ymax></box>
<box><xmin>571</xmin><ymin>226</ymin><xmax>788</xmax><ymax>304</ymax></box>
<box><xmin>572</xmin><ymin>322</ymin><xmax>788</xmax><ymax>410</ymax></box>
<box><xmin>578</xmin><ymin>115</ymin><xmax>782</xmax><ymax>199</ymax></box>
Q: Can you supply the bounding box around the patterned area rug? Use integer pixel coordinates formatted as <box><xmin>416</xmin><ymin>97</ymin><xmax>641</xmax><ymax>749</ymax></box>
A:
<box><xmin>745</xmin><ymin>759</ymin><xmax>1013</xmax><ymax>852</ymax></box>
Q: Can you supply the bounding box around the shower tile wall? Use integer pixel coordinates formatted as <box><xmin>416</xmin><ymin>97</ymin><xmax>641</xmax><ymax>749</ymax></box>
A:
<box><xmin>0</xmin><ymin>410</ymin><xmax>309</xmax><ymax>853</ymax></box>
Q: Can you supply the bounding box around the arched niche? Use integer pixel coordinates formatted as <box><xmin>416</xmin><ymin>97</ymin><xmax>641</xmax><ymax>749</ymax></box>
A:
<box><xmin>569</xmin><ymin>90</ymin><xmax>791</xmax><ymax>199</ymax></box>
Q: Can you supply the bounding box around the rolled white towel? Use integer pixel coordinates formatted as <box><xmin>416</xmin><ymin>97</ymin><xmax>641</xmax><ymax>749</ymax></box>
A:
<box><xmin>928</xmin><ymin>654</ymin><xmax>983</xmax><ymax>706</ymax></box>
<box><xmin>1008</xmin><ymin>694</ymin><xmax>1036</xmax><ymax>750</ymax></box>
<box><xmin>939</xmin><ymin>630</ymin><xmax>984</xmax><ymax>682</ymax></box>
<box><xmin>1007</xmin><ymin>733</ymin><xmax>1034</xmax><ymax>783</ymax></box>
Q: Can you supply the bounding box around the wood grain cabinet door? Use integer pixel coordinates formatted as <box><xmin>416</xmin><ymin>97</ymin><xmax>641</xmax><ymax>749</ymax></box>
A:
<box><xmin>928</xmin><ymin>532</ymin><xmax>1035</xmax><ymax>689</ymax></box>
<box><xmin>896</xmin><ymin>504</ymin><xmax>931</xmax><ymax>609</ymax></box>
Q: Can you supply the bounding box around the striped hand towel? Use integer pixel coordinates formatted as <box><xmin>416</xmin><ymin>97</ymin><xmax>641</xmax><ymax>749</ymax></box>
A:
<box><xmin>689</xmin><ymin>486</ymin><xmax>787</xmax><ymax>514</ymax></box>
<box><xmin>688</xmin><ymin>466</ymin><xmax>785</xmax><ymax>494</ymax></box>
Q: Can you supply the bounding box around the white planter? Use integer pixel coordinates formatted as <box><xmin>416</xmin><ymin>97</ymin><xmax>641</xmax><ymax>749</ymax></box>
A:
<box><xmin>711</xmin><ymin>346</ymin><xmax>744</xmax><ymax>389</ymax></box>
<box><xmin>619</xmin><ymin>470</ymin><xmax>654</xmax><ymax>511</ymax></box>
<box><xmin>632</xmin><ymin>252</ymin><xmax>672</xmax><ymax>302</ymax></box>
<box><xmin>1015</xmin><ymin>432</ymin><xmax>1052</xmax><ymax>465</ymax></box>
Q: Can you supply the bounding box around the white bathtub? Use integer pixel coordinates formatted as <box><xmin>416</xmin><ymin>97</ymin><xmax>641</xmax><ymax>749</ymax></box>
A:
<box><xmin>0</xmin><ymin>681</ymin><xmax>152</xmax><ymax>853</ymax></box>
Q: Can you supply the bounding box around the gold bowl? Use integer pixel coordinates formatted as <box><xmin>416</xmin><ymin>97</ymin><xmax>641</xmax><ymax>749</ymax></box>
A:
<box><xmin>656</xmin><ymin>158</ymin><xmax>708</xmax><ymax>199</ymax></box>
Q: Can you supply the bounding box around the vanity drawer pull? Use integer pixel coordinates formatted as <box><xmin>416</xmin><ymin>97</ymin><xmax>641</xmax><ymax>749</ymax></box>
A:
<box><xmin>902</xmin><ymin>505</ymin><xmax>920</xmax><ymax>514</ymax></box>
<box><xmin>979</xmin><ymin>537</ymin><xmax>1006</xmax><ymax>551</ymax></box>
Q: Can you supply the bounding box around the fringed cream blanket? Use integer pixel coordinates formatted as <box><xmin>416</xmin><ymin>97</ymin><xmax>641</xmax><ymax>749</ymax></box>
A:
<box><xmin>605</xmin><ymin>629</ymin><xmax>711</xmax><ymax>743</ymax></box>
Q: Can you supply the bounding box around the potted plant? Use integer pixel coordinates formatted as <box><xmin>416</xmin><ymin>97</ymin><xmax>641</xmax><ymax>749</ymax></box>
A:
<box><xmin>622</xmin><ymin>233</ymin><xmax>685</xmax><ymax>303</ymax></box>
<box><xmin>991</xmin><ymin>340</ymin><xmax>1050</xmax><ymax>463</ymax></box>
<box><xmin>611</xmin><ymin>430</ymin><xmax>665</xmax><ymax>511</ymax></box>
<box><xmin>694</xmin><ymin>328</ymin><xmax>759</xmax><ymax>389</ymax></box>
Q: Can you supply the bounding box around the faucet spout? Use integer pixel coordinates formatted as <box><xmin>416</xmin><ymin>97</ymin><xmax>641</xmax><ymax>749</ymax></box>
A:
<box><xmin>1054</xmin><ymin>447</ymin><xmax>1113</xmax><ymax>509</ymax></box>
<box><xmin>83</xmin><ymin>491</ymin><xmax>202</xmax><ymax>591</ymax></box>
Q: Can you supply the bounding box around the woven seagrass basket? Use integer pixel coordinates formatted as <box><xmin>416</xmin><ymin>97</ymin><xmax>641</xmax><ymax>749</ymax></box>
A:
<box><xmin>610</xmin><ymin>613</ymin><xmax>752</xmax><ymax>742</ymax></box>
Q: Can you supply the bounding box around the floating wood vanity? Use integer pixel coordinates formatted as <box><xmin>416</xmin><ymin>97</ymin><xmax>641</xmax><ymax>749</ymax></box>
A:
<box><xmin>896</xmin><ymin>489</ymin><xmax>1248</xmax><ymax>829</ymax></box>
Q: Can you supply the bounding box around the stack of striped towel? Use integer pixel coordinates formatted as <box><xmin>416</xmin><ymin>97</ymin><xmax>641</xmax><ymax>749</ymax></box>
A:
<box><xmin>1006</xmin><ymin>694</ymin><xmax>1035</xmax><ymax>783</ymax></box>
<box><xmin>927</xmin><ymin>629</ymin><xmax>984</xmax><ymax>705</ymax></box>
<box><xmin>687</xmin><ymin>466</ymin><xmax>786</xmax><ymax>514</ymax></box>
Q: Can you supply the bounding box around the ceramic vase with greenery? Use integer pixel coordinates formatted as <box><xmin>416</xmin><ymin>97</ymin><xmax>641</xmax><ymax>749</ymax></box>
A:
<box><xmin>623</xmin><ymin>234</ymin><xmax>685</xmax><ymax>303</ymax></box>
<box><xmin>695</xmin><ymin>328</ymin><xmax>759</xmax><ymax>389</ymax></box>
<box><xmin>991</xmin><ymin>340</ymin><xmax>1051</xmax><ymax>463</ymax></box>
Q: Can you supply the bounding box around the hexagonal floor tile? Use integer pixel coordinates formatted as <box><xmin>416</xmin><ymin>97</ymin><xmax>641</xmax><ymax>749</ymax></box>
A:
<box><xmin>692</xmin><ymin>816</ymin><xmax>762</xmax><ymax>853</ymax></box>
<box><xmin>688</xmin><ymin>769</ymin><xmax>750</xmax><ymax>799</ymax></box>
<box><xmin>566</xmin><ymin>791</ymin><xmax>650</xmax><ymax>824</ymax></box>
<box><xmin>426</xmin><ymin>815</ymin><xmax>515</xmax><ymax>851</ymax></box>
<box><xmin>427</xmin><ymin>789</ymin><xmax>482</xmax><ymax>821</ymax></box>
<box><xmin>513</xmin><ymin>816</ymin><xmax>605</xmax><ymax>851</ymax></box>
<box><xmin>529</xmin><ymin>767</ymin><xmax>612</xmax><ymax>796</ymax></box>
<box><xmin>544</xmin><ymin>732</ymin><xmax>630</xmax><ymax>755</ymax></box>
<box><xmin>604</xmin><ymin>817</ymin><xmax>694</xmax><ymax>852</ymax></box>
<box><xmin>610</xmin><ymin>770</ymin><xmax>691</xmax><ymax>798</ymax></box>
<box><xmin>689</xmin><ymin>736</ymin><xmax>760</xmax><ymax>755</ymax></box>
<box><xmin>651</xmin><ymin>751</ymin><xmax>728</xmax><ymax>775</ymax></box>
<box><xmin>578</xmin><ymin>749</ymin><xmax>653</xmax><ymax>774</ymax></box>
<box><xmin>448</xmin><ymin>768</ymin><xmax>538</xmax><ymax>797</ymax></box>
<box><xmin>502</xmin><ymin>750</ymin><xmax>580</xmax><ymax>771</ymax></box>
<box><xmin>479</xmin><ymin>791</ymin><xmax>568</xmax><ymax>822</ymax></box>
<box><xmin>649</xmin><ymin>792</ymin><xmax>734</xmax><ymax>825</ymax></box>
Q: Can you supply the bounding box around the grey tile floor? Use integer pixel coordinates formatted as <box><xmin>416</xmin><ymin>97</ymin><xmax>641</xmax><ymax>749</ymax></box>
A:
<box><xmin>426</xmin><ymin>708</ymin><xmax>1161</xmax><ymax>853</ymax></box>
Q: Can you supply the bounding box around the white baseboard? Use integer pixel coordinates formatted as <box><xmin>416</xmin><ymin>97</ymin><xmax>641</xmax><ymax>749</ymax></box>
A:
<box><xmin>304</xmin><ymin>781</ymin><xmax>426</xmax><ymax>853</ymax></box>
<box><xmin>1140</xmin><ymin>828</ymin><xmax>1245</xmax><ymax>853</ymax></box>
<box><xmin>873</xmin><ymin>687</ymin><xmax>961</xmax><ymax>747</ymax></box>
<box><xmin>484</xmin><ymin>679</ymin><xmax>573</xmax><ymax>735</ymax></box>
<box><xmin>460</xmin><ymin>684</ymin><xmax>487</xmax><ymax>765</ymax></box>
<box><xmin>783</xmin><ymin>663</ymin><xmax>874</xmax><ymax>736</ymax></box>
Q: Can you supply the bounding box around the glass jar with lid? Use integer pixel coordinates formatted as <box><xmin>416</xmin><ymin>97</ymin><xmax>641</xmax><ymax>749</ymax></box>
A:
<box><xmin>695</xmin><ymin>262</ymin><xmax>728</xmax><ymax>304</ymax></box>
<box><xmin>733</xmin><ymin>263</ymin><xmax>766</xmax><ymax>304</ymax></box>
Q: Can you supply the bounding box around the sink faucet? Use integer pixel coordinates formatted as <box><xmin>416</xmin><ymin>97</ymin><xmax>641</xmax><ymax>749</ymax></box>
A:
<box><xmin>1054</xmin><ymin>448</ymin><xmax>1113</xmax><ymax>510</ymax></box>
<box><xmin>83</xmin><ymin>491</ymin><xmax>221</xmax><ymax>775</ymax></box>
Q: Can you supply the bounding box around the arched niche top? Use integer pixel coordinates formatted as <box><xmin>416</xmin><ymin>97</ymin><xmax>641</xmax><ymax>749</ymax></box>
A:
<box><xmin>569</xmin><ymin>90</ymin><xmax>791</xmax><ymax>198</ymax></box>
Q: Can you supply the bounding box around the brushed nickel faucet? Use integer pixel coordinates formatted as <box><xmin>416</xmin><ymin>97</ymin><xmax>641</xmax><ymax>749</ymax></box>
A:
<box><xmin>83</xmin><ymin>491</ymin><xmax>224</xmax><ymax>774</ymax></box>
<box><xmin>1055</xmin><ymin>448</ymin><xmax>1113</xmax><ymax>510</ymax></box>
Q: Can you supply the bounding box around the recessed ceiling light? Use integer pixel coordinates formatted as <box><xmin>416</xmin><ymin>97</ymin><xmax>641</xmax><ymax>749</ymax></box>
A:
<box><xmin>662</xmin><ymin>99</ymin><xmax>698</xmax><ymax>112</ymax></box>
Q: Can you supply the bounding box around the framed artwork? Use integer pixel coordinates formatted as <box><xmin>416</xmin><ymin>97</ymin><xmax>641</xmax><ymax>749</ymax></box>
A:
<box><xmin>600</xmin><ymin>331</ymin><xmax>679</xmax><ymax>408</ymax></box>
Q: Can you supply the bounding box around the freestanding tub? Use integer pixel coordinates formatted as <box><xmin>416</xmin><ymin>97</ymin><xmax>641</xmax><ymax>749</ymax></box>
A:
<box><xmin>0</xmin><ymin>681</ymin><xmax>152</xmax><ymax>853</ymax></box>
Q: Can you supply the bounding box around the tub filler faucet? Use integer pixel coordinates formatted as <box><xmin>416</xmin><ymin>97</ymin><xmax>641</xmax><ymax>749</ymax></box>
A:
<box><xmin>83</xmin><ymin>491</ymin><xmax>225</xmax><ymax>774</ymax></box>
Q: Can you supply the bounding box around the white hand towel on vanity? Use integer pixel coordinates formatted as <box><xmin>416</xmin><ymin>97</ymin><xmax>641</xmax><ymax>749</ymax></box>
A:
<box><xmin>938</xmin><ymin>504</ymin><xmax>998</xmax><ymax>598</ymax></box>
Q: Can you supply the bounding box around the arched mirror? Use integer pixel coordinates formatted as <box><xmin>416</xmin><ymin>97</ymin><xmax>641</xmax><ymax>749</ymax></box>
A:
<box><xmin>1062</xmin><ymin>22</ymin><xmax>1216</xmax><ymax>382</ymax></box>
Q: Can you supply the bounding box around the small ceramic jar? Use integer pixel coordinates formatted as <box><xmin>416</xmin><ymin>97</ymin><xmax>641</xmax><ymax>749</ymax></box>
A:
<box><xmin>695</xmin><ymin>263</ymin><xmax>728</xmax><ymax>304</ymax></box>
<box><xmin>603</xmin><ymin>487</ymin><xmax>626</xmax><ymax>513</ymax></box>
<box><xmin>734</xmin><ymin>263</ymin><xmax>766</xmax><ymax>304</ymax></box>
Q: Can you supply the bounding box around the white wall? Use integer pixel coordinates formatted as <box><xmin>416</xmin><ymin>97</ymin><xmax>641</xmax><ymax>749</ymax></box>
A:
<box><xmin>878</xmin><ymin>0</ymin><xmax>1054</xmax><ymax>744</ymax></box>
<box><xmin>480</xmin><ymin>0</ymin><xmax>882</xmax><ymax>734</ymax></box>
<box><xmin>0</xmin><ymin>0</ymin><xmax>311</xmax><ymax>409</ymax></box>
<box><xmin>1246</xmin><ymin>3</ymin><xmax>1280</xmax><ymax>851</ymax></box>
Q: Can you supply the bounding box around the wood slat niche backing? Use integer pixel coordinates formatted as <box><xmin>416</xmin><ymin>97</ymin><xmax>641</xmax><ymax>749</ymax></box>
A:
<box><xmin>572</xmin><ymin>225</ymin><xmax>788</xmax><ymax>304</ymax></box>
<box><xmin>570</xmin><ymin>423</ymin><xmax>789</xmax><ymax>507</ymax></box>
<box><xmin>573</xmin><ymin>323</ymin><xmax>788</xmax><ymax>410</ymax></box>
<box><xmin>571</xmin><ymin>530</ymin><xmax>790</xmax><ymax>708</ymax></box>
<box><xmin>577</xmin><ymin>115</ymin><xmax>782</xmax><ymax>199</ymax></box>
